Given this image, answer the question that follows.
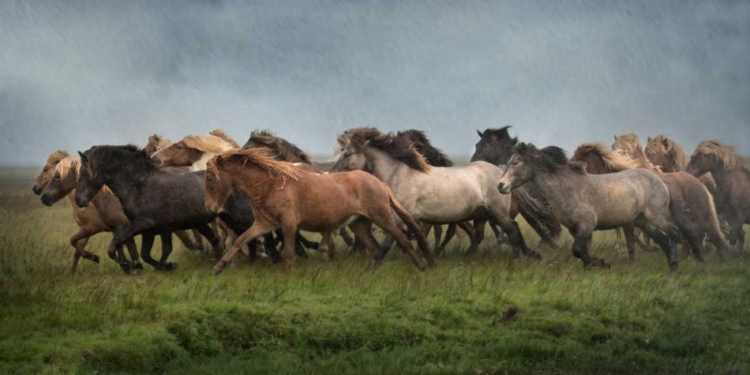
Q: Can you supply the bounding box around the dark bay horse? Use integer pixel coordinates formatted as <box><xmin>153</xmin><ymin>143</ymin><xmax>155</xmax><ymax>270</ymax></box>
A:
<box><xmin>75</xmin><ymin>145</ymin><xmax>223</xmax><ymax>272</ymax></box>
<box><xmin>572</xmin><ymin>142</ymin><xmax>730</xmax><ymax>261</ymax></box>
<box><xmin>687</xmin><ymin>140</ymin><xmax>750</xmax><ymax>250</ymax></box>
<box><xmin>470</xmin><ymin>127</ymin><xmax>562</xmax><ymax>249</ymax></box>
<box><xmin>206</xmin><ymin>148</ymin><xmax>434</xmax><ymax>274</ymax></box>
<box><xmin>499</xmin><ymin>143</ymin><xmax>682</xmax><ymax>271</ymax></box>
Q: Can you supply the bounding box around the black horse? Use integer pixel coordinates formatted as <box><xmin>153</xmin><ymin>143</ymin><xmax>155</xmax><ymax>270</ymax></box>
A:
<box><xmin>471</xmin><ymin>127</ymin><xmax>562</xmax><ymax>249</ymax></box>
<box><xmin>75</xmin><ymin>145</ymin><xmax>223</xmax><ymax>272</ymax></box>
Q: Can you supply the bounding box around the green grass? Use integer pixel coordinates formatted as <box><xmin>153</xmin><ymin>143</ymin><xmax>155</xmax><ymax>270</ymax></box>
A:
<box><xmin>1</xmin><ymin>168</ymin><xmax>749</xmax><ymax>374</ymax></box>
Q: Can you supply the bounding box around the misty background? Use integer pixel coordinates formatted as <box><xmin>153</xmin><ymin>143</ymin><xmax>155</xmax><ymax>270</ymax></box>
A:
<box><xmin>1</xmin><ymin>0</ymin><xmax>748</xmax><ymax>166</ymax></box>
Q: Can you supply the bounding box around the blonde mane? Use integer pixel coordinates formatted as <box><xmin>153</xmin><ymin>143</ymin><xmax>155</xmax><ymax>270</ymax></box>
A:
<box><xmin>573</xmin><ymin>142</ymin><xmax>642</xmax><ymax>171</ymax></box>
<box><xmin>56</xmin><ymin>156</ymin><xmax>113</xmax><ymax>195</ymax></box>
<box><xmin>209</xmin><ymin>129</ymin><xmax>240</xmax><ymax>149</ymax></box>
<box><xmin>645</xmin><ymin>135</ymin><xmax>689</xmax><ymax>171</ymax></box>
<box><xmin>182</xmin><ymin>134</ymin><xmax>238</xmax><ymax>153</ymax></box>
<box><xmin>217</xmin><ymin>148</ymin><xmax>301</xmax><ymax>181</ymax></box>
<box><xmin>612</xmin><ymin>133</ymin><xmax>643</xmax><ymax>154</ymax></box>
<box><xmin>694</xmin><ymin>140</ymin><xmax>744</xmax><ymax>170</ymax></box>
<box><xmin>45</xmin><ymin>150</ymin><xmax>70</xmax><ymax>165</ymax></box>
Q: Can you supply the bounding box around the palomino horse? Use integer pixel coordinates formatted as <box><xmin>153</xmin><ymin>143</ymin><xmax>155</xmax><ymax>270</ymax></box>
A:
<box><xmin>687</xmin><ymin>140</ymin><xmax>750</xmax><ymax>250</ymax></box>
<box><xmin>573</xmin><ymin>142</ymin><xmax>730</xmax><ymax>261</ymax></box>
<box><xmin>39</xmin><ymin>155</ymin><xmax>142</xmax><ymax>272</ymax></box>
<box><xmin>32</xmin><ymin>150</ymin><xmax>69</xmax><ymax>196</ymax></box>
<box><xmin>205</xmin><ymin>148</ymin><xmax>435</xmax><ymax>274</ymax></box>
<box><xmin>470</xmin><ymin>127</ymin><xmax>563</xmax><ymax>249</ymax></box>
<box><xmin>331</xmin><ymin>128</ymin><xmax>540</xmax><ymax>260</ymax></box>
<box><xmin>498</xmin><ymin>143</ymin><xmax>682</xmax><ymax>271</ymax></box>
<box><xmin>75</xmin><ymin>145</ymin><xmax>223</xmax><ymax>272</ymax></box>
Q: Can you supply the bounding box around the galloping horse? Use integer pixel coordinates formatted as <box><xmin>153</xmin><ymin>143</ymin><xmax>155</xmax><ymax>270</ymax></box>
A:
<box><xmin>75</xmin><ymin>145</ymin><xmax>223</xmax><ymax>272</ymax></box>
<box><xmin>687</xmin><ymin>140</ymin><xmax>750</xmax><ymax>250</ymax></box>
<box><xmin>499</xmin><ymin>143</ymin><xmax>681</xmax><ymax>271</ymax></box>
<box><xmin>470</xmin><ymin>127</ymin><xmax>563</xmax><ymax>249</ymax></box>
<box><xmin>331</xmin><ymin>128</ymin><xmax>540</xmax><ymax>260</ymax></box>
<box><xmin>205</xmin><ymin>148</ymin><xmax>434</xmax><ymax>274</ymax></box>
<box><xmin>573</xmin><ymin>142</ymin><xmax>730</xmax><ymax>261</ymax></box>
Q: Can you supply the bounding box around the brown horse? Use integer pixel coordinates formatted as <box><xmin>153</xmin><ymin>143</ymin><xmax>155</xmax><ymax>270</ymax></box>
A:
<box><xmin>574</xmin><ymin>142</ymin><xmax>730</xmax><ymax>261</ymax></box>
<box><xmin>32</xmin><ymin>150</ymin><xmax>69</xmax><ymax>195</ymax></box>
<box><xmin>644</xmin><ymin>135</ymin><xmax>717</xmax><ymax>194</ymax></box>
<box><xmin>206</xmin><ymin>148</ymin><xmax>434</xmax><ymax>274</ymax></box>
<box><xmin>687</xmin><ymin>140</ymin><xmax>750</xmax><ymax>250</ymax></box>
<box><xmin>38</xmin><ymin>155</ymin><xmax>141</xmax><ymax>272</ymax></box>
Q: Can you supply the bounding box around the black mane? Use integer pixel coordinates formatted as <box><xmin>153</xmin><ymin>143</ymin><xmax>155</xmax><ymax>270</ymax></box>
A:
<box><xmin>396</xmin><ymin>129</ymin><xmax>453</xmax><ymax>167</ymax></box>
<box><xmin>484</xmin><ymin>126</ymin><xmax>518</xmax><ymax>144</ymax></box>
<box><xmin>348</xmin><ymin>128</ymin><xmax>430</xmax><ymax>172</ymax></box>
<box><xmin>517</xmin><ymin>144</ymin><xmax>585</xmax><ymax>175</ymax></box>
<box><xmin>85</xmin><ymin>144</ymin><xmax>158</xmax><ymax>176</ymax></box>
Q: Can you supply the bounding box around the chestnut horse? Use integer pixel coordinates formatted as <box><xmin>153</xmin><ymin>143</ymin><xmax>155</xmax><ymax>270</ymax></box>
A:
<box><xmin>573</xmin><ymin>142</ymin><xmax>730</xmax><ymax>261</ymax></box>
<box><xmin>205</xmin><ymin>148</ymin><xmax>434</xmax><ymax>274</ymax></box>
<box><xmin>499</xmin><ymin>143</ymin><xmax>682</xmax><ymax>271</ymax></box>
<box><xmin>687</xmin><ymin>140</ymin><xmax>750</xmax><ymax>250</ymax></box>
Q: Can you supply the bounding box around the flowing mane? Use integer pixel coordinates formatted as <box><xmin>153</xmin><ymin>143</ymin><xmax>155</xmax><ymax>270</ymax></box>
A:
<box><xmin>518</xmin><ymin>144</ymin><xmax>585</xmax><ymax>175</ymax></box>
<box><xmin>45</xmin><ymin>150</ymin><xmax>70</xmax><ymax>165</ymax></box>
<box><xmin>182</xmin><ymin>134</ymin><xmax>238</xmax><ymax>153</ymax></box>
<box><xmin>572</xmin><ymin>142</ymin><xmax>641</xmax><ymax>172</ymax></box>
<box><xmin>612</xmin><ymin>133</ymin><xmax>642</xmax><ymax>155</ymax></box>
<box><xmin>482</xmin><ymin>126</ymin><xmax>518</xmax><ymax>143</ymax></box>
<box><xmin>216</xmin><ymin>148</ymin><xmax>301</xmax><ymax>181</ymax></box>
<box><xmin>347</xmin><ymin>128</ymin><xmax>431</xmax><ymax>172</ymax></box>
<box><xmin>396</xmin><ymin>130</ymin><xmax>453</xmax><ymax>167</ymax></box>
<box><xmin>57</xmin><ymin>155</ymin><xmax>113</xmax><ymax>195</ymax></box>
<box><xmin>209</xmin><ymin>129</ymin><xmax>240</xmax><ymax>149</ymax></box>
<box><xmin>244</xmin><ymin>130</ymin><xmax>313</xmax><ymax>164</ymax></box>
<box><xmin>694</xmin><ymin>140</ymin><xmax>745</xmax><ymax>170</ymax></box>
<box><xmin>645</xmin><ymin>135</ymin><xmax>689</xmax><ymax>171</ymax></box>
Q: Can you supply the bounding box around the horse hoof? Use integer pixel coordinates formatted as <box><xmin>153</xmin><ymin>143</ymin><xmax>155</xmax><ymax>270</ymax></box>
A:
<box><xmin>528</xmin><ymin>251</ymin><xmax>542</xmax><ymax>261</ymax></box>
<box><xmin>130</xmin><ymin>268</ymin><xmax>142</xmax><ymax>276</ymax></box>
<box><xmin>133</xmin><ymin>262</ymin><xmax>144</xmax><ymax>270</ymax></box>
<box><xmin>166</xmin><ymin>262</ymin><xmax>178</xmax><ymax>271</ymax></box>
<box><xmin>120</xmin><ymin>266</ymin><xmax>132</xmax><ymax>274</ymax></box>
<box><xmin>92</xmin><ymin>255</ymin><xmax>100</xmax><ymax>264</ymax></box>
<box><xmin>600</xmin><ymin>261</ymin><xmax>611</xmax><ymax>269</ymax></box>
<box><xmin>669</xmin><ymin>262</ymin><xmax>678</xmax><ymax>272</ymax></box>
<box><xmin>212</xmin><ymin>268</ymin><xmax>222</xmax><ymax>276</ymax></box>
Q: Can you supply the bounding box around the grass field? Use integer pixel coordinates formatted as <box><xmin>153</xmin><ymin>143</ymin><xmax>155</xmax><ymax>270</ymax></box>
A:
<box><xmin>1</xmin><ymin>167</ymin><xmax>749</xmax><ymax>374</ymax></box>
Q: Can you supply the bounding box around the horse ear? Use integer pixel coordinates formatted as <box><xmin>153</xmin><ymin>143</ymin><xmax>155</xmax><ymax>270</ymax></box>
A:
<box><xmin>78</xmin><ymin>151</ymin><xmax>87</xmax><ymax>160</ymax></box>
<box><xmin>614</xmin><ymin>135</ymin><xmax>619</xmax><ymax>141</ymax></box>
<box><xmin>662</xmin><ymin>137</ymin><xmax>670</xmax><ymax>148</ymax></box>
<box><xmin>476</xmin><ymin>129</ymin><xmax>483</xmax><ymax>139</ymax></box>
<box><xmin>515</xmin><ymin>142</ymin><xmax>527</xmax><ymax>153</ymax></box>
<box><xmin>215</xmin><ymin>155</ymin><xmax>224</xmax><ymax>165</ymax></box>
<box><xmin>647</xmin><ymin>137</ymin><xmax>652</xmax><ymax>143</ymax></box>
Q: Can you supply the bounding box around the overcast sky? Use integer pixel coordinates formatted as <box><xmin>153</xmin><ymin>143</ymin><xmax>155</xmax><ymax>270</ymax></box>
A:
<box><xmin>1</xmin><ymin>0</ymin><xmax>748</xmax><ymax>165</ymax></box>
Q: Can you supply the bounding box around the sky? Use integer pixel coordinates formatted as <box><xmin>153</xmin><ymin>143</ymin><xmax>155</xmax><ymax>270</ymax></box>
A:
<box><xmin>1</xmin><ymin>0</ymin><xmax>748</xmax><ymax>166</ymax></box>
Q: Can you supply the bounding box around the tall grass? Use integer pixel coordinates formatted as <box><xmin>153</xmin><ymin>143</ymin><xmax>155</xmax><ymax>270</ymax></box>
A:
<box><xmin>1</xmin><ymin>169</ymin><xmax>749</xmax><ymax>374</ymax></box>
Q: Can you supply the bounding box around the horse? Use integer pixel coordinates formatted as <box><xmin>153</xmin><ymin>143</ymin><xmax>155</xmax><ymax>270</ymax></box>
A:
<box><xmin>330</xmin><ymin>128</ymin><xmax>540</xmax><ymax>260</ymax></box>
<box><xmin>205</xmin><ymin>148</ymin><xmax>434</xmax><ymax>274</ymax></box>
<box><xmin>573</xmin><ymin>142</ymin><xmax>730</xmax><ymax>261</ymax></box>
<box><xmin>645</xmin><ymin>135</ymin><xmax>718</xmax><ymax>196</ymax></box>
<box><xmin>151</xmin><ymin>133</ymin><xmax>314</xmax><ymax>260</ymax></box>
<box><xmin>143</xmin><ymin>134</ymin><xmax>174</xmax><ymax>157</ymax></box>
<box><xmin>498</xmin><ymin>143</ymin><xmax>682</xmax><ymax>271</ymax></box>
<box><xmin>470</xmin><ymin>127</ymin><xmax>564</xmax><ymax>249</ymax></box>
<box><xmin>75</xmin><ymin>145</ymin><xmax>223</xmax><ymax>272</ymax></box>
<box><xmin>32</xmin><ymin>150</ymin><xmax>69</xmax><ymax>196</ymax></box>
<box><xmin>687</xmin><ymin>140</ymin><xmax>750</xmax><ymax>250</ymax></box>
<box><xmin>39</xmin><ymin>155</ymin><xmax>144</xmax><ymax>272</ymax></box>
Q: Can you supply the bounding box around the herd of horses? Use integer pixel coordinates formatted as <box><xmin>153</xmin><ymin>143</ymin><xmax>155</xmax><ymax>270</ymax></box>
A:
<box><xmin>31</xmin><ymin>126</ymin><xmax>750</xmax><ymax>275</ymax></box>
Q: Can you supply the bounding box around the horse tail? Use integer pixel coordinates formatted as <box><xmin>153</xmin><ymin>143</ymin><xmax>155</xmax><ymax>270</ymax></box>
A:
<box><xmin>702</xmin><ymin>184</ymin><xmax>731</xmax><ymax>252</ymax></box>
<box><xmin>512</xmin><ymin>188</ymin><xmax>561</xmax><ymax>238</ymax></box>
<box><xmin>387</xmin><ymin>189</ymin><xmax>435</xmax><ymax>266</ymax></box>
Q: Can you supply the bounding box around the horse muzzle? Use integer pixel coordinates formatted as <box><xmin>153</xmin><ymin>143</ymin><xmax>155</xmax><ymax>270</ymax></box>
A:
<box><xmin>32</xmin><ymin>185</ymin><xmax>42</xmax><ymax>195</ymax></box>
<box><xmin>498</xmin><ymin>182</ymin><xmax>512</xmax><ymax>195</ymax></box>
<box><xmin>40</xmin><ymin>194</ymin><xmax>53</xmax><ymax>206</ymax></box>
<box><xmin>75</xmin><ymin>197</ymin><xmax>89</xmax><ymax>208</ymax></box>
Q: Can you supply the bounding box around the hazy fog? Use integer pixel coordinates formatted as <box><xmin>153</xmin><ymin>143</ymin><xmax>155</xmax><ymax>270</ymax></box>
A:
<box><xmin>1</xmin><ymin>0</ymin><xmax>748</xmax><ymax>166</ymax></box>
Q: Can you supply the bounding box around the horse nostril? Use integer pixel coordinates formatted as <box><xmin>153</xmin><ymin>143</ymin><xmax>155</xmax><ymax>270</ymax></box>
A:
<box><xmin>498</xmin><ymin>182</ymin><xmax>505</xmax><ymax>190</ymax></box>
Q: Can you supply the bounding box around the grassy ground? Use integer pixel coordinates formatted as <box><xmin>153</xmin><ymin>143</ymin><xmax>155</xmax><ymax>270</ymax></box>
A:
<box><xmin>1</xmin><ymin>167</ymin><xmax>749</xmax><ymax>374</ymax></box>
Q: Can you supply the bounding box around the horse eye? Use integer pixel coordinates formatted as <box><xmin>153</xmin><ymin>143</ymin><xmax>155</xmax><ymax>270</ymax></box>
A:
<box><xmin>54</xmin><ymin>173</ymin><xmax>60</xmax><ymax>179</ymax></box>
<box><xmin>176</xmin><ymin>145</ymin><xmax>183</xmax><ymax>150</ymax></box>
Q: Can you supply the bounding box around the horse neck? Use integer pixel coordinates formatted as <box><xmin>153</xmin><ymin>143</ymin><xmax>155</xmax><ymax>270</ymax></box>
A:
<box><xmin>224</xmin><ymin>162</ymin><xmax>275</xmax><ymax>204</ymax></box>
<box><xmin>630</xmin><ymin>148</ymin><xmax>655</xmax><ymax>171</ymax></box>
<box><xmin>99</xmin><ymin>167</ymin><xmax>150</xmax><ymax>212</ymax></box>
<box><xmin>363</xmin><ymin>148</ymin><xmax>412</xmax><ymax>187</ymax></box>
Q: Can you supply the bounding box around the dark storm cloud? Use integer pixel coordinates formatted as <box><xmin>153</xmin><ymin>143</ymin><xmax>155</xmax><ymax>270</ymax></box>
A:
<box><xmin>1</xmin><ymin>0</ymin><xmax>748</xmax><ymax>165</ymax></box>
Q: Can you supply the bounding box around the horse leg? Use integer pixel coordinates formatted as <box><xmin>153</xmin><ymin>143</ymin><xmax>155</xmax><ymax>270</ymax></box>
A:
<box><xmin>519</xmin><ymin>208</ymin><xmax>557</xmax><ymax>250</ymax></box>
<box><xmin>68</xmin><ymin>227</ymin><xmax>101</xmax><ymax>272</ymax></box>
<box><xmin>213</xmin><ymin>220</ymin><xmax>278</xmax><ymax>275</ymax></box>
<box><xmin>195</xmin><ymin>224</ymin><xmax>223</xmax><ymax>259</ymax></box>
<box><xmin>569</xmin><ymin>230</ymin><xmax>594</xmax><ymax>269</ymax></box>
<box><xmin>280</xmin><ymin>223</ymin><xmax>300</xmax><ymax>271</ymax></box>
<box><xmin>158</xmin><ymin>232</ymin><xmax>177</xmax><ymax>270</ymax></box>
<box><xmin>431</xmin><ymin>224</ymin><xmax>442</xmax><ymax>254</ymax></box>
<box><xmin>464</xmin><ymin>219</ymin><xmax>486</xmax><ymax>256</ymax></box>
<box><xmin>378</xmin><ymin>235</ymin><xmax>397</xmax><ymax>259</ymax></box>
<box><xmin>296</xmin><ymin>231</ymin><xmax>319</xmax><ymax>251</ymax></box>
<box><xmin>263</xmin><ymin>233</ymin><xmax>282</xmax><ymax>263</ymax></box>
<box><xmin>174</xmin><ymin>230</ymin><xmax>201</xmax><ymax>251</ymax></box>
<box><xmin>492</xmin><ymin>214</ymin><xmax>541</xmax><ymax>260</ymax></box>
<box><xmin>635</xmin><ymin>216</ymin><xmax>678</xmax><ymax>271</ymax></box>
<box><xmin>488</xmin><ymin>222</ymin><xmax>508</xmax><ymax>245</ymax></box>
<box><xmin>122</xmin><ymin>237</ymin><xmax>143</xmax><ymax>272</ymax></box>
<box><xmin>140</xmin><ymin>233</ymin><xmax>168</xmax><ymax>271</ymax></box>
<box><xmin>437</xmin><ymin>223</ymin><xmax>456</xmax><ymax>254</ymax></box>
<box><xmin>622</xmin><ymin>224</ymin><xmax>636</xmax><ymax>261</ymax></box>
<box><xmin>318</xmin><ymin>231</ymin><xmax>335</xmax><ymax>260</ymax></box>
<box><xmin>192</xmin><ymin>229</ymin><xmax>205</xmax><ymax>251</ymax></box>
<box><xmin>348</xmin><ymin>218</ymin><xmax>384</xmax><ymax>271</ymax></box>
<box><xmin>729</xmin><ymin>219</ymin><xmax>745</xmax><ymax>251</ymax></box>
